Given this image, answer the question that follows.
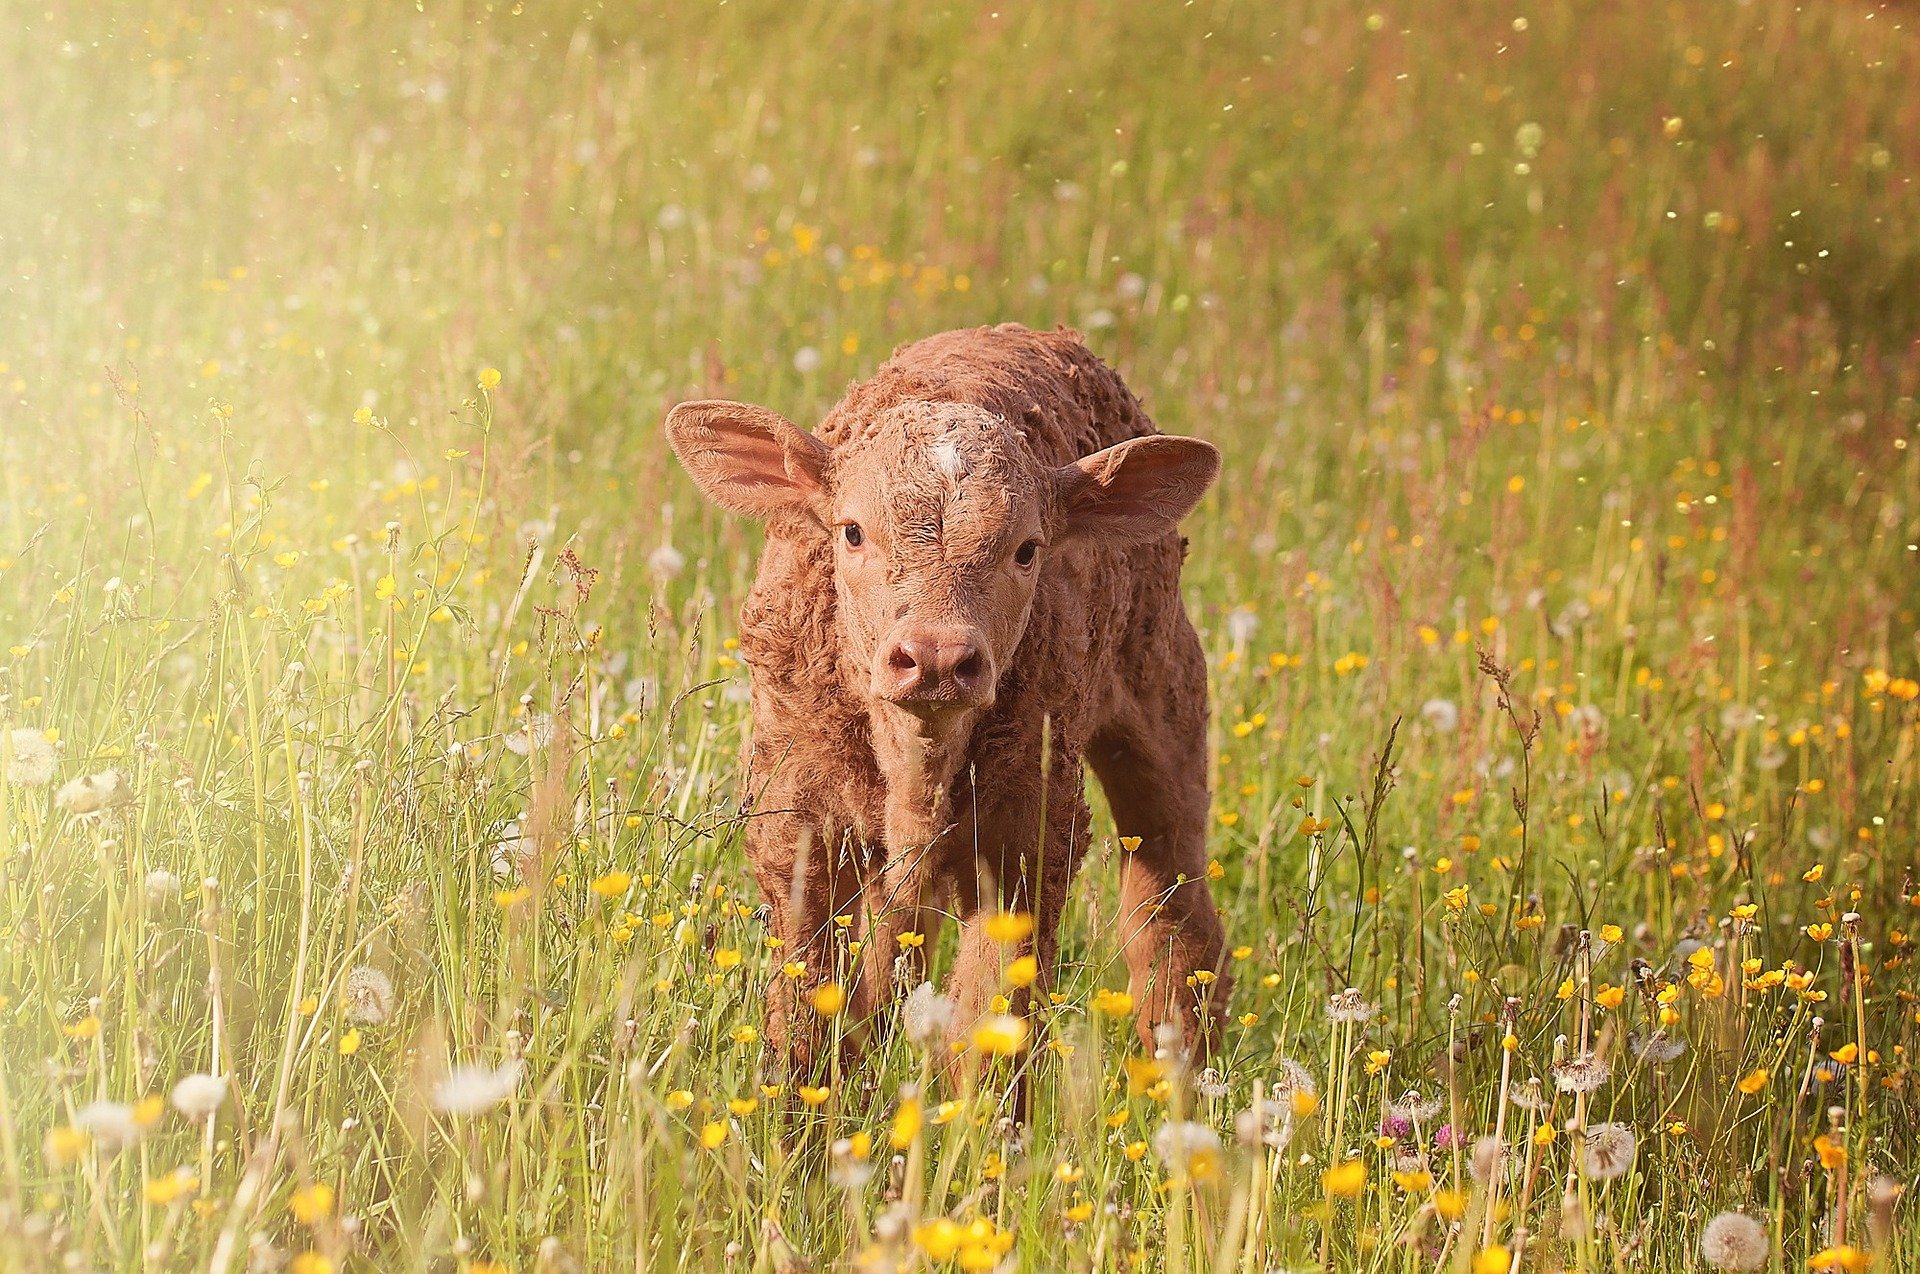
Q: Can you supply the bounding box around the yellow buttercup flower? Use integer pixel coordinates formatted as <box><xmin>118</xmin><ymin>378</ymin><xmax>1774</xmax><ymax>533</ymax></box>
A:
<box><xmin>983</xmin><ymin>911</ymin><xmax>1034</xmax><ymax>944</ymax></box>
<box><xmin>890</xmin><ymin>1094</ymin><xmax>922</xmax><ymax>1149</ymax></box>
<box><xmin>43</xmin><ymin>1125</ymin><xmax>87</xmax><ymax>1167</ymax></box>
<box><xmin>1322</xmin><ymin>1159</ymin><xmax>1367</xmax><ymax>1196</ymax></box>
<box><xmin>289</xmin><ymin>1182</ymin><xmax>334</xmax><ymax>1226</ymax></box>
<box><xmin>970</xmin><ymin>1013</ymin><xmax>1030</xmax><ymax>1055</ymax></box>
<box><xmin>590</xmin><ymin>870</ymin><xmax>632</xmax><ymax>898</ymax></box>
<box><xmin>1472</xmin><ymin>1247</ymin><xmax>1512</xmax><ymax>1274</ymax></box>
<box><xmin>144</xmin><ymin>1167</ymin><xmax>199</xmax><ymax>1206</ymax></box>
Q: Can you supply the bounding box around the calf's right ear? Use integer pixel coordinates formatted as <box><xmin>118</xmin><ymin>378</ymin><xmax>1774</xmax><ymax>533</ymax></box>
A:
<box><xmin>664</xmin><ymin>400</ymin><xmax>831</xmax><ymax>520</ymax></box>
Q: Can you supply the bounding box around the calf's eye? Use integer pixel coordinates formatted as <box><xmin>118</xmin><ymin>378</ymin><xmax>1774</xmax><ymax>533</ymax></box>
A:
<box><xmin>1014</xmin><ymin>539</ymin><xmax>1038</xmax><ymax>567</ymax></box>
<box><xmin>843</xmin><ymin>523</ymin><xmax>864</xmax><ymax>548</ymax></box>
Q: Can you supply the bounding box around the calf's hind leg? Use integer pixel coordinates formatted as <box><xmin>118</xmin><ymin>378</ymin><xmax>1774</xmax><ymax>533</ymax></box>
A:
<box><xmin>1087</xmin><ymin>641</ymin><xmax>1231</xmax><ymax>1057</ymax></box>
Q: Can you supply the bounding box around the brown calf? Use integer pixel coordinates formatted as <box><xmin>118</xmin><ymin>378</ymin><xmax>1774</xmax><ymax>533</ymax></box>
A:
<box><xmin>666</xmin><ymin>323</ymin><xmax>1229</xmax><ymax>1076</ymax></box>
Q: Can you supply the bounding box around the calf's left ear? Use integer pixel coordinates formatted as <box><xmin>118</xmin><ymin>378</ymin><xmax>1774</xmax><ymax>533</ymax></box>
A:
<box><xmin>1053</xmin><ymin>434</ymin><xmax>1220</xmax><ymax>546</ymax></box>
<box><xmin>664</xmin><ymin>399</ymin><xmax>831</xmax><ymax>520</ymax></box>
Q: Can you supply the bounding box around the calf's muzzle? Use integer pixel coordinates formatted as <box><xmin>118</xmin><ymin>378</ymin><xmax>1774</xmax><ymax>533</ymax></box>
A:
<box><xmin>873</xmin><ymin>624</ymin><xmax>993</xmax><ymax>711</ymax></box>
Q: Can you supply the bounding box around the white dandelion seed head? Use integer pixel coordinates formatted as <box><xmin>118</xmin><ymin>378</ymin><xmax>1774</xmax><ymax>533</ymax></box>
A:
<box><xmin>504</xmin><ymin>712</ymin><xmax>554</xmax><ymax>757</ymax></box>
<box><xmin>1420</xmin><ymin>698</ymin><xmax>1460</xmax><ymax>733</ymax></box>
<box><xmin>1234</xmin><ymin>1101</ymin><xmax>1295</xmax><ymax>1151</ymax></box>
<box><xmin>1151</xmin><ymin>1119</ymin><xmax>1221</xmax><ymax>1173</ymax></box>
<box><xmin>343</xmin><ymin>966</ymin><xmax>396</xmax><ymax>1026</ymax></box>
<box><xmin>1581</xmin><ymin>1121</ymin><xmax>1637</xmax><ymax>1181</ymax></box>
<box><xmin>1392</xmin><ymin>1148</ymin><xmax>1431</xmax><ymax>1177</ymax></box>
<box><xmin>1469</xmin><ymin>1134</ymin><xmax>1508</xmax><ymax>1184</ymax></box>
<box><xmin>170</xmin><ymin>1073</ymin><xmax>228</xmax><ymax>1121</ymax></box>
<box><xmin>1554</xmin><ymin>597</ymin><xmax>1593</xmax><ymax>631</ymax></box>
<box><xmin>1225</xmin><ymin>608</ymin><xmax>1258</xmax><ymax>648</ymax></box>
<box><xmin>874</xmin><ymin>1203</ymin><xmax>915</xmax><ymax>1246</ymax></box>
<box><xmin>1699</xmin><ymin>1212</ymin><xmax>1770</xmax><ymax>1271</ymax></box>
<box><xmin>431</xmin><ymin>1059</ymin><xmax>524</xmax><ymax>1116</ymax></box>
<box><xmin>1326</xmin><ymin>988</ymin><xmax>1376</xmax><ymax>1024</ymax></box>
<box><xmin>647</xmin><ymin>542</ymin><xmax>686</xmax><ymax>580</ymax></box>
<box><xmin>1509</xmin><ymin>1077</ymin><xmax>1550</xmax><ymax>1112</ymax></box>
<box><xmin>1195</xmin><ymin>1066</ymin><xmax>1229</xmax><ymax>1100</ymax></box>
<box><xmin>56</xmin><ymin>769</ymin><xmax>134</xmax><ymax>816</ymax></box>
<box><xmin>1390</xmin><ymin>1090</ymin><xmax>1443</xmax><ymax>1124</ymax></box>
<box><xmin>72</xmin><ymin>1100</ymin><xmax>140</xmax><ymax>1150</ymax></box>
<box><xmin>1551</xmin><ymin>1051</ymin><xmax>1611</xmax><ymax>1094</ymax></box>
<box><xmin>445</xmin><ymin>739</ymin><xmax>483</xmax><ymax>775</ymax></box>
<box><xmin>828</xmin><ymin>1137</ymin><xmax>874</xmax><ymax>1189</ymax></box>
<box><xmin>1270</xmin><ymin>1058</ymin><xmax>1318</xmax><ymax>1101</ymax></box>
<box><xmin>1631</xmin><ymin>1031</ymin><xmax>1687</xmax><ymax>1065</ymax></box>
<box><xmin>791</xmin><ymin>346</ymin><xmax>822</xmax><ymax>375</ymax></box>
<box><xmin>902</xmin><ymin>981</ymin><xmax>955</xmax><ymax>1047</ymax></box>
<box><xmin>6</xmin><ymin>728</ymin><xmax>58</xmax><ymax>786</ymax></box>
<box><xmin>490</xmin><ymin>819</ymin><xmax>535</xmax><ymax>879</ymax></box>
<box><xmin>145</xmin><ymin>868</ymin><xmax>183</xmax><ymax>905</ymax></box>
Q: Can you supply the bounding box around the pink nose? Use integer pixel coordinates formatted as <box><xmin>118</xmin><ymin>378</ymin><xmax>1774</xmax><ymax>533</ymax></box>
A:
<box><xmin>879</xmin><ymin>628</ymin><xmax>991</xmax><ymax>707</ymax></box>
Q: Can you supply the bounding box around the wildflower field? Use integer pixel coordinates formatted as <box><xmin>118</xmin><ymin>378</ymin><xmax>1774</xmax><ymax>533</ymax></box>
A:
<box><xmin>4</xmin><ymin>1</ymin><xmax>1920</xmax><ymax>1270</ymax></box>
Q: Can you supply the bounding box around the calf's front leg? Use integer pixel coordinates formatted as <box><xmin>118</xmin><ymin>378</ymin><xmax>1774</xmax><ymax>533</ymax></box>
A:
<box><xmin>941</xmin><ymin>765</ymin><xmax>1090</xmax><ymax>1091</ymax></box>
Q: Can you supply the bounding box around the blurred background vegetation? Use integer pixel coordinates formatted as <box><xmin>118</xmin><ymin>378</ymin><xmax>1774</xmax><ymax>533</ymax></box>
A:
<box><xmin>1</xmin><ymin>1</ymin><xmax>1918</xmax><ymax>1269</ymax></box>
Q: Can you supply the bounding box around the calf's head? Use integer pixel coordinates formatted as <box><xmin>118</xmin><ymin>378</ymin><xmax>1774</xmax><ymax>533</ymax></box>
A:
<box><xmin>666</xmin><ymin>397</ymin><xmax>1217</xmax><ymax>739</ymax></box>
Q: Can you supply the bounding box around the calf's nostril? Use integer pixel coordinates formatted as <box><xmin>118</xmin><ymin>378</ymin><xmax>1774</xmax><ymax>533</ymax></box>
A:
<box><xmin>888</xmin><ymin>645</ymin><xmax>919</xmax><ymax>675</ymax></box>
<box><xmin>953</xmin><ymin>649</ymin><xmax>985</xmax><ymax>686</ymax></box>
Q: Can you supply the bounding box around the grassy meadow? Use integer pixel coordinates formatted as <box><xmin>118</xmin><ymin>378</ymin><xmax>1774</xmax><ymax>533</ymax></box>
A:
<box><xmin>4</xmin><ymin>0</ymin><xmax>1920</xmax><ymax>1269</ymax></box>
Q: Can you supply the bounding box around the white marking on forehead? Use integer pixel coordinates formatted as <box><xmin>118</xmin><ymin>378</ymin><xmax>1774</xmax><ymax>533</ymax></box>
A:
<box><xmin>930</xmin><ymin>438</ymin><xmax>969</xmax><ymax>484</ymax></box>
